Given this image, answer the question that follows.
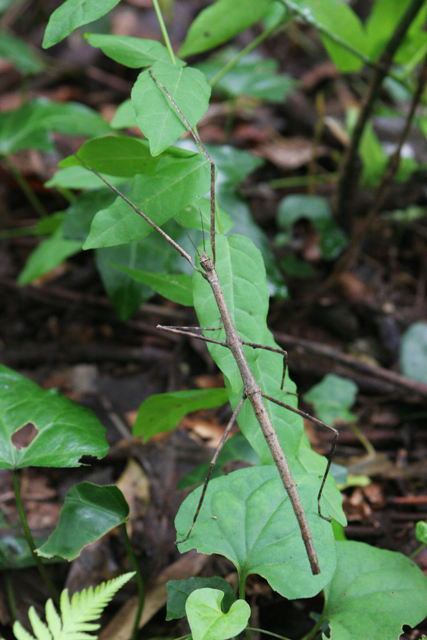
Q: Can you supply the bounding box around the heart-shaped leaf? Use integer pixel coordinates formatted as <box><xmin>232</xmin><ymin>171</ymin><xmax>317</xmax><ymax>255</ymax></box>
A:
<box><xmin>303</xmin><ymin>375</ymin><xmax>358</xmax><ymax>425</ymax></box>
<box><xmin>0</xmin><ymin>365</ymin><xmax>109</xmax><ymax>469</ymax></box>
<box><xmin>186</xmin><ymin>588</ymin><xmax>250</xmax><ymax>640</ymax></box>
<box><xmin>176</xmin><ymin>466</ymin><xmax>336</xmax><ymax>598</ymax></box>
<box><xmin>166</xmin><ymin>577</ymin><xmax>235</xmax><ymax>620</ymax></box>
<box><xmin>37</xmin><ymin>483</ymin><xmax>129</xmax><ymax>561</ymax></box>
<box><xmin>131</xmin><ymin>61</ymin><xmax>211</xmax><ymax>156</ymax></box>
<box><xmin>322</xmin><ymin>541</ymin><xmax>427</xmax><ymax>640</ymax></box>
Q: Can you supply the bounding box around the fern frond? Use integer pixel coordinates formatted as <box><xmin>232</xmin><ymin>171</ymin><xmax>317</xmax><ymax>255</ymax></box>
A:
<box><xmin>13</xmin><ymin>573</ymin><xmax>134</xmax><ymax>640</ymax></box>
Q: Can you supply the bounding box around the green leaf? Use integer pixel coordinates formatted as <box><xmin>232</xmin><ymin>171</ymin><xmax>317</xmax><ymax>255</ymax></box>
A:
<box><xmin>86</xmin><ymin>34</ymin><xmax>182</xmax><ymax>68</ymax></box>
<box><xmin>166</xmin><ymin>577</ymin><xmax>235</xmax><ymax>620</ymax></box>
<box><xmin>17</xmin><ymin>227</ymin><xmax>82</xmax><ymax>285</ymax></box>
<box><xmin>0</xmin><ymin>103</ymin><xmax>53</xmax><ymax>155</ymax></box>
<box><xmin>400</xmin><ymin>322</ymin><xmax>427</xmax><ymax>384</ymax></box>
<box><xmin>0</xmin><ymin>32</ymin><xmax>44</xmax><ymax>74</ymax></box>
<box><xmin>179</xmin><ymin>0</ymin><xmax>274</xmax><ymax>57</ymax></box>
<box><xmin>131</xmin><ymin>61</ymin><xmax>211</xmax><ymax>156</ymax></box>
<box><xmin>177</xmin><ymin>198</ymin><xmax>233</xmax><ymax>234</ymax></box>
<box><xmin>84</xmin><ymin>154</ymin><xmax>211</xmax><ymax>249</ymax></box>
<box><xmin>13</xmin><ymin>573</ymin><xmax>134</xmax><ymax>640</ymax></box>
<box><xmin>111</xmin><ymin>99</ymin><xmax>137</xmax><ymax>129</ymax></box>
<box><xmin>34</xmin><ymin>212</ymin><xmax>66</xmax><ymax>236</ymax></box>
<box><xmin>46</xmin><ymin>166</ymin><xmax>127</xmax><ymax>190</ymax></box>
<box><xmin>322</xmin><ymin>541</ymin><xmax>427</xmax><ymax>640</ymax></box>
<box><xmin>303</xmin><ymin>374</ymin><xmax>358</xmax><ymax>425</ymax></box>
<box><xmin>37</xmin><ymin>483</ymin><xmax>129</xmax><ymax>560</ymax></box>
<box><xmin>133</xmin><ymin>388</ymin><xmax>229</xmax><ymax>442</ymax></box>
<box><xmin>95</xmin><ymin>229</ymin><xmax>180</xmax><ymax>320</ymax></box>
<box><xmin>186</xmin><ymin>589</ymin><xmax>250</xmax><ymax>640</ymax></box>
<box><xmin>416</xmin><ymin>521</ymin><xmax>427</xmax><ymax>544</ymax></box>
<box><xmin>0</xmin><ymin>536</ymin><xmax>60</xmax><ymax>569</ymax></box>
<box><xmin>59</xmin><ymin>135</ymin><xmax>160</xmax><ymax>177</ymax></box>
<box><xmin>43</xmin><ymin>0</ymin><xmax>121</xmax><ymax>48</ymax></box>
<box><xmin>0</xmin><ymin>365</ymin><xmax>108</xmax><ymax>469</ymax></box>
<box><xmin>63</xmin><ymin>188</ymin><xmax>118</xmax><ymax>241</ymax></box>
<box><xmin>290</xmin><ymin>0</ymin><xmax>366</xmax><ymax>72</ymax></box>
<box><xmin>197</xmin><ymin>48</ymin><xmax>296</xmax><ymax>102</ymax></box>
<box><xmin>176</xmin><ymin>466</ymin><xmax>336</xmax><ymax>597</ymax></box>
<box><xmin>112</xmin><ymin>267</ymin><xmax>193</xmax><ymax>306</ymax></box>
<box><xmin>277</xmin><ymin>195</ymin><xmax>348</xmax><ymax>260</ymax></box>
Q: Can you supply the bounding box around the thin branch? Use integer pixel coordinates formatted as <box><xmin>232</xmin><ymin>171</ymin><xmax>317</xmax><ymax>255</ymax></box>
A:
<box><xmin>334</xmin><ymin>0</ymin><xmax>427</xmax><ymax>222</ymax></box>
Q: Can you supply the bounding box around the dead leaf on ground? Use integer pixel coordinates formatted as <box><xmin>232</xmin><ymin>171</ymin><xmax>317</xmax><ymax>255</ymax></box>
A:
<box><xmin>99</xmin><ymin>551</ymin><xmax>209</xmax><ymax>640</ymax></box>
<box><xmin>117</xmin><ymin>458</ymin><xmax>150</xmax><ymax>526</ymax></box>
<box><xmin>255</xmin><ymin>136</ymin><xmax>328</xmax><ymax>170</ymax></box>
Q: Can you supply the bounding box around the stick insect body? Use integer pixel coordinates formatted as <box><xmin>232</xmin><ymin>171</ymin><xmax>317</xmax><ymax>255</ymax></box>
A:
<box><xmin>77</xmin><ymin>71</ymin><xmax>339</xmax><ymax>576</ymax></box>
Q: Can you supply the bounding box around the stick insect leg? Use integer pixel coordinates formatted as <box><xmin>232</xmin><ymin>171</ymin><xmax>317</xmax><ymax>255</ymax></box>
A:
<box><xmin>157</xmin><ymin>324</ymin><xmax>228</xmax><ymax>348</ymax></box>
<box><xmin>240</xmin><ymin>341</ymin><xmax>296</xmax><ymax>396</ymax></box>
<box><xmin>176</xmin><ymin>395</ymin><xmax>246</xmax><ymax>544</ymax></box>
<box><xmin>261</xmin><ymin>393</ymin><xmax>338</xmax><ymax>522</ymax></box>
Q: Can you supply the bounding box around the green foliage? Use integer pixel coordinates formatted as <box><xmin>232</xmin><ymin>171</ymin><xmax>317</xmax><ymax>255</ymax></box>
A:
<box><xmin>85</xmin><ymin>34</ymin><xmax>178</xmax><ymax>68</ymax></box>
<box><xmin>0</xmin><ymin>365</ymin><xmax>108</xmax><ymax>469</ymax></box>
<box><xmin>0</xmin><ymin>536</ymin><xmax>59</xmax><ymax>570</ymax></box>
<box><xmin>166</xmin><ymin>577</ymin><xmax>235</xmax><ymax>620</ymax></box>
<box><xmin>400</xmin><ymin>322</ymin><xmax>427</xmax><ymax>384</ymax></box>
<box><xmin>303</xmin><ymin>374</ymin><xmax>358</xmax><ymax>425</ymax></box>
<box><xmin>0</xmin><ymin>32</ymin><xmax>44</xmax><ymax>74</ymax></box>
<box><xmin>37</xmin><ymin>483</ymin><xmax>129</xmax><ymax>561</ymax></box>
<box><xmin>133</xmin><ymin>388</ymin><xmax>229</xmax><ymax>441</ymax></box>
<box><xmin>415</xmin><ymin>521</ymin><xmax>427</xmax><ymax>544</ymax></box>
<box><xmin>131</xmin><ymin>62</ymin><xmax>211</xmax><ymax>156</ymax></box>
<box><xmin>17</xmin><ymin>227</ymin><xmax>82</xmax><ymax>285</ymax></box>
<box><xmin>43</xmin><ymin>0</ymin><xmax>121</xmax><ymax>49</ymax></box>
<box><xmin>179</xmin><ymin>0</ymin><xmax>274</xmax><ymax>57</ymax></box>
<box><xmin>185</xmin><ymin>589</ymin><xmax>250</xmax><ymax>640</ymax></box>
<box><xmin>277</xmin><ymin>195</ymin><xmax>348</xmax><ymax>260</ymax></box>
<box><xmin>13</xmin><ymin>573</ymin><xmax>134</xmax><ymax>640</ymax></box>
<box><xmin>113</xmin><ymin>267</ymin><xmax>193</xmax><ymax>306</ymax></box>
<box><xmin>196</xmin><ymin>48</ymin><xmax>296</xmax><ymax>102</ymax></box>
<box><xmin>176</xmin><ymin>466</ymin><xmax>337</xmax><ymax>598</ymax></box>
<box><xmin>321</xmin><ymin>541</ymin><xmax>427</xmax><ymax>639</ymax></box>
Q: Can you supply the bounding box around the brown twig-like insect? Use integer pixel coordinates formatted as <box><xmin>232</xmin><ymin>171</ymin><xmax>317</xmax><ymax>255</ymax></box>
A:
<box><xmin>76</xmin><ymin>71</ymin><xmax>338</xmax><ymax>575</ymax></box>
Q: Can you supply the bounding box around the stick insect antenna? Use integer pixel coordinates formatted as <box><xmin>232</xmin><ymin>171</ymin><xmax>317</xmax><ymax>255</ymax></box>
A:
<box><xmin>149</xmin><ymin>70</ymin><xmax>217</xmax><ymax>264</ymax></box>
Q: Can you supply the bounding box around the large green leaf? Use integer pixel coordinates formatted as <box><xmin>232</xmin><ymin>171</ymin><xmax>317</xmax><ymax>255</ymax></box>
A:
<box><xmin>186</xmin><ymin>589</ymin><xmax>250</xmax><ymax>640</ymax></box>
<box><xmin>0</xmin><ymin>365</ymin><xmax>108</xmax><ymax>469</ymax></box>
<box><xmin>400</xmin><ymin>322</ymin><xmax>427</xmax><ymax>384</ymax></box>
<box><xmin>37</xmin><ymin>483</ymin><xmax>129</xmax><ymax>561</ymax></box>
<box><xmin>84</xmin><ymin>154</ymin><xmax>211</xmax><ymax>249</ymax></box>
<box><xmin>63</xmin><ymin>188</ymin><xmax>118</xmax><ymax>241</ymax></box>
<box><xmin>166</xmin><ymin>577</ymin><xmax>235</xmax><ymax>620</ymax></box>
<box><xmin>0</xmin><ymin>32</ymin><xmax>44</xmax><ymax>74</ymax></box>
<box><xmin>0</xmin><ymin>103</ymin><xmax>53</xmax><ymax>155</ymax></box>
<box><xmin>59</xmin><ymin>135</ymin><xmax>160</xmax><ymax>177</ymax></box>
<box><xmin>179</xmin><ymin>0</ymin><xmax>274</xmax><ymax>57</ymax></box>
<box><xmin>17</xmin><ymin>227</ymin><xmax>82</xmax><ymax>285</ymax></box>
<box><xmin>176</xmin><ymin>466</ymin><xmax>336</xmax><ymax>597</ymax></box>
<box><xmin>85</xmin><ymin>34</ymin><xmax>181</xmax><ymax>68</ymax></box>
<box><xmin>322</xmin><ymin>541</ymin><xmax>427</xmax><ymax>640</ymax></box>
<box><xmin>43</xmin><ymin>0</ymin><xmax>121</xmax><ymax>48</ymax></box>
<box><xmin>131</xmin><ymin>61</ymin><xmax>211</xmax><ymax>156</ymax></box>
<box><xmin>46</xmin><ymin>166</ymin><xmax>127</xmax><ymax>190</ymax></box>
<box><xmin>303</xmin><ymin>375</ymin><xmax>358</xmax><ymax>425</ymax></box>
<box><xmin>177</xmin><ymin>198</ymin><xmax>233</xmax><ymax>234</ymax></box>
<box><xmin>133</xmin><ymin>388</ymin><xmax>229</xmax><ymax>442</ymax></box>
<box><xmin>113</xmin><ymin>267</ymin><xmax>193</xmax><ymax>306</ymax></box>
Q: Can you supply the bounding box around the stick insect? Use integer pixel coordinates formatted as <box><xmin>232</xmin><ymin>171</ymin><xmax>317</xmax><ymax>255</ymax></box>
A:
<box><xmin>77</xmin><ymin>72</ymin><xmax>338</xmax><ymax>576</ymax></box>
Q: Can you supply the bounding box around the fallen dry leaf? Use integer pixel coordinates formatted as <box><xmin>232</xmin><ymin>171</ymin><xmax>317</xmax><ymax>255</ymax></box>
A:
<box><xmin>256</xmin><ymin>136</ymin><xmax>328</xmax><ymax>170</ymax></box>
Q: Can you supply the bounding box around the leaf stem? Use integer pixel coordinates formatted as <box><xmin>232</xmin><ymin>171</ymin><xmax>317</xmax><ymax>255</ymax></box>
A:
<box><xmin>122</xmin><ymin>523</ymin><xmax>145</xmax><ymax>640</ymax></box>
<box><xmin>247</xmin><ymin>628</ymin><xmax>292</xmax><ymax>640</ymax></box>
<box><xmin>5</xmin><ymin>572</ymin><xmax>17</xmax><ymax>622</ymax></box>
<box><xmin>12</xmin><ymin>470</ymin><xmax>60</xmax><ymax>605</ymax></box>
<box><xmin>301</xmin><ymin>616</ymin><xmax>325</xmax><ymax>640</ymax></box>
<box><xmin>153</xmin><ymin>0</ymin><xmax>176</xmax><ymax>65</ymax></box>
<box><xmin>410</xmin><ymin>543</ymin><xmax>426</xmax><ymax>559</ymax></box>
<box><xmin>209</xmin><ymin>18</ymin><xmax>289</xmax><ymax>88</ymax></box>
<box><xmin>2</xmin><ymin>157</ymin><xmax>49</xmax><ymax>218</ymax></box>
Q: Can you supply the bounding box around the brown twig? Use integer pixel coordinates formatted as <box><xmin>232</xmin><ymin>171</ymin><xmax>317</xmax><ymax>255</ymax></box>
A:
<box><xmin>300</xmin><ymin>45</ymin><xmax>427</xmax><ymax>321</ymax></box>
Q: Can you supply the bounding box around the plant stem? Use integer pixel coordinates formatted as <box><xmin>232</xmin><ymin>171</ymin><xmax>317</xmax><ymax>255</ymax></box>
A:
<box><xmin>5</xmin><ymin>572</ymin><xmax>17</xmax><ymax>622</ymax></box>
<box><xmin>122</xmin><ymin>523</ymin><xmax>145</xmax><ymax>640</ymax></box>
<box><xmin>209</xmin><ymin>18</ymin><xmax>289</xmax><ymax>88</ymax></box>
<box><xmin>239</xmin><ymin>575</ymin><xmax>252</xmax><ymax>640</ymax></box>
<box><xmin>247</xmin><ymin>628</ymin><xmax>292</xmax><ymax>640</ymax></box>
<box><xmin>3</xmin><ymin>157</ymin><xmax>49</xmax><ymax>218</ymax></box>
<box><xmin>12</xmin><ymin>470</ymin><xmax>60</xmax><ymax>605</ymax></box>
<box><xmin>410</xmin><ymin>543</ymin><xmax>426</xmax><ymax>560</ymax></box>
<box><xmin>278</xmin><ymin>0</ymin><xmax>412</xmax><ymax>92</ymax></box>
<box><xmin>301</xmin><ymin>616</ymin><xmax>324</xmax><ymax>640</ymax></box>
<box><xmin>348</xmin><ymin>422</ymin><xmax>376</xmax><ymax>457</ymax></box>
<box><xmin>153</xmin><ymin>0</ymin><xmax>176</xmax><ymax>65</ymax></box>
<box><xmin>334</xmin><ymin>0</ymin><xmax>426</xmax><ymax>223</ymax></box>
<box><xmin>269</xmin><ymin>172</ymin><xmax>338</xmax><ymax>189</ymax></box>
